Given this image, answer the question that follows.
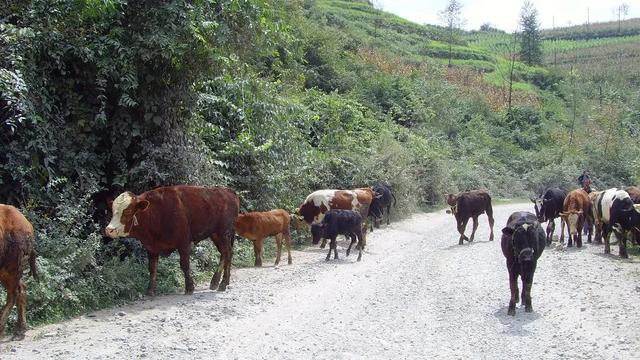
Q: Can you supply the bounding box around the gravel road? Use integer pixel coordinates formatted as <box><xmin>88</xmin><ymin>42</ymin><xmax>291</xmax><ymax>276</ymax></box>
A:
<box><xmin>2</xmin><ymin>203</ymin><xmax>639</xmax><ymax>359</ymax></box>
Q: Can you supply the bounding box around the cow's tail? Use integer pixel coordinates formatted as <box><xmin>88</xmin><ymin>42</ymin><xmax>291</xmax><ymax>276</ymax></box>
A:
<box><xmin>29</xmin><ymin>248</ymin><xmax>39</xmax><ymax>281</ymax></box>
<box><xmin>391</xmin><ymin>191</ymin><xmax>397</xmax><ymax>208</ymax></box>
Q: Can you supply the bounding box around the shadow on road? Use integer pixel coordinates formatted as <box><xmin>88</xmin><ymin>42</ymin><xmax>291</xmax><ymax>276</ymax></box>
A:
<box><xmin>493</xmin><ymin>306</ymin><xmax>541</xmax><ymax>336</ymax></box>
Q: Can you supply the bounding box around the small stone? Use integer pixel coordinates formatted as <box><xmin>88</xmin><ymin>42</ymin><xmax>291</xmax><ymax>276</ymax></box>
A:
<box><xmin>117</xmin><ymin>311</ymin><xmax>126</xmax><ymax>317</ymax></box>
<box><xmin>580</xmin><ymin>307</ymin><xmax>586</xmax><ymax>312</ymax></box>
<box><xmin>11</xmin><ymin>348</ymin><xmax>17</xmax><ymax>352</ymax></box>
<box><xmin>44</xmin><ymin>332</ymin><xmax>57</xmax><ymax>338</ymax></box>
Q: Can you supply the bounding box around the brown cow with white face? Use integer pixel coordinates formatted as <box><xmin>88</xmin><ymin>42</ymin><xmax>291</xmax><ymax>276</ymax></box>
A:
<box><xmin>559</xmin><ymin>189</ymin><xmax>592</xmax><ymax>247</ymax></box>
<box><xmin>105</xmin><ymin>185</ymin><xmax>239</xmax><ymax>295</ymax></box>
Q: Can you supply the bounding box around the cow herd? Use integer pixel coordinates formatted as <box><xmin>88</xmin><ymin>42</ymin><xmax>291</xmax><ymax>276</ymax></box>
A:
<box><xmin>1</xmin><ymin>182</ymin><xmax>639</xmax><ymax>338</ymax></box>
<box><xmin>446</xmin><ymin>185</ymin><xmax>640</xmax><ymax>317</ymax></box>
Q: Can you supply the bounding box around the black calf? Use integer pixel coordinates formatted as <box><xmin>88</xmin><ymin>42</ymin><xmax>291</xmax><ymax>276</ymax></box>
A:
<box><xmin>311</xmin><ymin>210</ymin><xmax>365</xmax><ymax>261</ymax></box>
<box><xmin>501</xmin><ymin>211</ymin><xmax>545</xmax><ymax>316</ymax></box>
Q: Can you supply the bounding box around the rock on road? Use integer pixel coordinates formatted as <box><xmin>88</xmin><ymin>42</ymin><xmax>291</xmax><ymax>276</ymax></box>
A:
<box><xmin>2</xmin><ymin>203</ymin><xmax>640</xmax><ymax>359</ymax></box>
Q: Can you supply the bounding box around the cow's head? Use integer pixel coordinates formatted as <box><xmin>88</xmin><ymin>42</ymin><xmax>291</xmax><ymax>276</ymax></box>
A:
<box><xmin>444</xmin><ymin>193</ymin><xmax>458</xmax><ymax>215</ymax></box>
<box><xmin>530</xmin><ymin>196</ymin><xmax>546</xmax><ymax>222</ymax></box>
<box><xmin>310</xmin><ymin>223</ymin><xmax>325</xmax><ymax>245</ymax></box>
<box><xmin>105</xmin><ymin>191</ymin><xmax>149</xmax><ymax>238</ymax></box>
<box><xmin>559</xmin><ymin>210</ymin><xmax>583</xmax><ymax>236</ymax></box>
<box><xmin>503</xmin><ymin>222</ymin><xmax>539</xmax><ymax>262</ymax></box>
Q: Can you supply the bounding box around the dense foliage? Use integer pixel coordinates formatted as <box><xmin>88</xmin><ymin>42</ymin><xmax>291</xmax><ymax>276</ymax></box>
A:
<box><xmin>0</xmin><ymin>0</ymin><xmax>638</xmax><ymax>328</ymax></box>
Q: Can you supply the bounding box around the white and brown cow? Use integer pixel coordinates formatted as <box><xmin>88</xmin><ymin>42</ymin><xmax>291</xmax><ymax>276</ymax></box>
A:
<box><xmin>295</xmin><ymin>188</ymin><xmax>378</xmax><ymax>247</ymax></box>
<box><xmin>592</xmin><ymin>188</ymin><xmax>640</xmax><ymax>258</ymax></box>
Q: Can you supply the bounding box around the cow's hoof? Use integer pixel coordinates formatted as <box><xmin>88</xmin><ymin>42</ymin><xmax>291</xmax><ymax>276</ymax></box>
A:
<box><xmin>620</xmin><ymin>253</ymin><xmax>629</xmax><ymax>259</ymax></box>
<box><xmin>288</xmin><ymin>259</ymin><xmax>292</xmax><ymax>265</ymax></box>
<box><xmin>185</xmin><ymin>288</ymin><xmax>194</xmax><ymax>295</ymax></box>
<box><xmin>507</xmin><ymin>308</ymin><xmax>516</xmax><ymax>316</ymax></box>
<box><xmin>11</xmin><ymin>333</ymin><xmax>25</xmax><ymax>341</ymax></box>
<box><xmin>525</xmin><ymin>306</ymin><xmax>533</xmax><ymax>313</ymax></box>
<box><xmin>217</xmin><ymin>284</ymin><xmax>227</xmax><ymax>292</ymax></box>
<box><xmin>146</xmin><ymin>289</ymin><xmax>156</xmax><ymax>297</ymax></box>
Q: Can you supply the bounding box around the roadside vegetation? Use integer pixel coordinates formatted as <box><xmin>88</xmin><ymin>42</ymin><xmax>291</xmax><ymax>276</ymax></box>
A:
<box><xmin>0</xmin><ymin>0</ymin><xmax>638</xmax><ymax>327</ymax></box>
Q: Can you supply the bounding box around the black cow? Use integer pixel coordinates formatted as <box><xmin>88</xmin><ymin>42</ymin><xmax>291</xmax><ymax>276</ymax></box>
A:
<box><xmin>530</xmin><ymin>187</ymin><xmax>566</xmax><ymax>245</ymax></box>
<box><xmin>311</xmin><ymin>209</ymin><xmax>365</xmax><ymax>261</ymax></box>
<box><xmin>501</xmin><ymin>211</ymin><xmax>545</xmax><ymax>316</ymax></box>
<box><xmin>368</xmin><ymin>183</ymin><xmax>397</xmax><ymax>230</ymax></box>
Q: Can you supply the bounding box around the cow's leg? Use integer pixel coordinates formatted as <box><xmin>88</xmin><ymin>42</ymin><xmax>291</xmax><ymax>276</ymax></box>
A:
<box><xmin>274</xmin><ymin>234</ymin><xmax>283</xmax><ymax>266</ymax></box>
<box><xmin>587</xmin><ymin>216</ymin><xmax>593</xmax><ymax>244</ymax></box>
<box><xmin>333</xmin><ymin>237</ymin><xmax>339</xmax><ymax>260</ymax></box>
<box><xmin>147</xmin><ymin>252</ymin><xmax>159</xmax><ymax>297</ymax></box>
<box><xmin>326</xmin><ymin>237</ymin><xmax>335</xmax><ymax>261</ymax></box>
<box><xmin>320</xmin><ymin>238</ymin><xmax>327</xmax><ymax>249</ymax></box>
<box><xmin>387</xmin><ymin>205</ymin><xmax>392</xmax><ymax>225</ymax></box>
<box><xmin>576</xmin><ymin>218</ymin><xmax>583</xmax><ymax>248</ymax></box>
<box><xmin>470</xmin><ymin>216</ymin><xmax>479</xmax><ymax>242</ymax></box>
<box><xmin>507</xmin><ymin>263</ymin><xmax>518</xmax><ymax>316</ymax></box>
<box><xmin>522</xmin><ymin>264</ymin><xmax>536</xmax><ymax>313</ymax></box>
<box><xmin>178</xmin><ymin>246</ymin><xmax>195</xmax><ymax>295</ymax></box>
<box><xmin>457</xmin><ymin>218</ymin><xmax>469</xmax><ymax>245</ymax></box>
<box><xmin>346</xmin><ymin>234</ymin><xmax>356</xmax><ymax>257</ymax></box>
<box><xmin>284</xmin><ymin>229</ymin><xmax>293</xmax><ymax>265</ymax></box>
<box><xmin>219</xmin><ymin>231</ymin><xmax>234</xmax><ymax>291</ymax></box>
<box><xmin>0</xmin><ymin>276</ymin><xmax>17</xmax><ymax>337</ymax></box>
<box><xmin>567</xmin><ymin>221</ymin><xmax>573</xmax><ymax>247</ymax></box>
<box><xmin>253</xmin><ymin>238</ymin><xmax>264</xmax><ymax>267</ymax></box>
<box><xmin>560</xmin><ymin>218</ymin><xmax>566</xmax><ymax>244</ymax></box>
<box><xmin>356</xmin><ymin>229</ymin><xmax>364</xmax><ymax>261</ymax></box>
<box><xmin>546</xmin><ymin>220</ymin><xmax>554</xmax><ymax>245</ymax></box>
<box><xmin>614</xmin><ymin>229</ymin><xmax>628</xmax><ymax>259</ymax></box>
<box><xmin>487</xmin><ymin>210</ymin><xmax>495</xmax><ymax>241</ymax></box>
<box><xmin>210</xmin><ymin>237</ymin><xmax>224</xmax><ymax>290</ymax></box>
<box><xmin>603</xmin><ymin>225</ymin><xmax>611</xmax><ymax>254</ymax></box>
<box><xmin>13</xmin><ymin>280</ymin><xmax>27</xmax><ymax>340</ymax></box>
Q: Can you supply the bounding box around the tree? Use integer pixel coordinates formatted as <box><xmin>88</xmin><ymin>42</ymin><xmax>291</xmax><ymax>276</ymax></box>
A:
<box><xmin>519</xmin><ymin>1</ymin><xmax>543</xmax><ymax>66</ymax></box>
<box><xmin>438</xmin><ymin>0</ymin><xmax>466</xmax><ymax>67</ymax></box>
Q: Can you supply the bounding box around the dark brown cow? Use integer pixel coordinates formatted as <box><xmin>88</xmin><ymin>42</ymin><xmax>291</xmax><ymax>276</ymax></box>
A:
<box><xmin>625</xmin><ymin>186</ymin><xmax>640</xmax><ymax>245</ymax></box>
<box><xmin>445</xmin><ymin>190</ymin><xmax>495</xmax><ymax>245</ymax></box>
<box><xmin>105</xmin><ymin>185</ymin><xmax>239</xmax><ymax>295</ymax></box>
<box><xmin>0</xmin><ymin>204</ymin><xmax>38</xmax><ymax>340</ymax></box>
<box><xmin>296</xmin><ymin>188</ymin><xmax>377</xmax><ymax>248</ymax></box>
<box><xmin>559</xmin><ymin>189</ymin><xmax>592</xmax><ymax>247</ymax></box>
<box><xmin>235</xmin><ymin>209</ymin><xmax>292</xmax><ymax>267</ymax></box>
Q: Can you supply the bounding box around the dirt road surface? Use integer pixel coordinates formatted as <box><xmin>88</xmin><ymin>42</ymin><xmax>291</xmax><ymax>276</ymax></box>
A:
<box><xmin>2</xmin><ymin>203</ymin><xmax>639</xmax><ymax>359</ymax></box>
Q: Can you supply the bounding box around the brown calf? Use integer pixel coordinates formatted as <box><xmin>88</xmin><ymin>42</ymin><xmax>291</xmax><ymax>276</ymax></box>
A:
<box><xmin>445</xmin><ymin>190</ymin><xmax>495</xmax><ymax>245</ymax></box>
<box><xmin>235</xmin><ymin>209</ymin><xmax>292</xmax><ymax>267</ymax></box>
<box><xmin>560</xmin><ymin>189</ymin><xmax>592</xmax><ymax>247</ymax></box>
<box><xmin>0</xmin><ymin>204</ymin><xmax>38</xmax><ymax>340</ymax></box>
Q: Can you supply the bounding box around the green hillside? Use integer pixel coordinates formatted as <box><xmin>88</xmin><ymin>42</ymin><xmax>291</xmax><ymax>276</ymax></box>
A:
<box><xmin>1</xmin><ymin>0</ymin><xmax>638</xmax><ymax>326</ymax></box>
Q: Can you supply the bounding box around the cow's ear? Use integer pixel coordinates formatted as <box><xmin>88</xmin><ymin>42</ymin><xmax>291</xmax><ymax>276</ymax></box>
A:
<box><xmin>136</xmin><ymin>200</ymin><xmax>150</xmax><ymax>211</ymax></box>
<box><xmin>502</xmin><ymin>227</ymin><xmax>514</xmax><ymax>236</ymax></box>
<box><xmin>445</xmin><ymin>209</ymin><xmax>452</xmax><ymax>214</ymax></box>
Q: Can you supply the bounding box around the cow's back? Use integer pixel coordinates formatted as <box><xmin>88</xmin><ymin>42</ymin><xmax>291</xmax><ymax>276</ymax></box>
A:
<box><xmin>564</xmin><ymin>189</ymin><xmax>590</xmax><ymax>213</ymax></box>
<box><xmin>134</xmin><ymin>186</ymin><xmax>239</xmax><ymax>250</ymax></box>
<box><xmin>543</xmin><ymin>187</ymin><xmax>566</xmax><ymax>218</ymax></box>
<box><xmin>457</xmin><ymin>190</ymin><xmax>491</xmax><ymax>218</ymax></box>
<box><xmin>298</xmin><ymin>189</ymin><xmax>358</xmax><ymax>224</ymax></box>
<box><xmin>323</xmin><ymin>210</ymin><xmax>362</xmax><ymax>237</ymax></box>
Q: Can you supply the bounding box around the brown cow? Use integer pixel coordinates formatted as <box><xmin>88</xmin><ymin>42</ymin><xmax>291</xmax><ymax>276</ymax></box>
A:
<box><xmin>235</xmin><ymin>209</ymin><xmax>292</xmax><ymax>267</ymax></box>
<box><xmin>559</xmin><ymin>189</ymin><xmax>592</xmax><ymax>247</ymax></box>
<box><xmin>445</xmin><ymin>190</ymin><xmax>495</xmax><ymax>245</ymax></box>
<box><xmin>0</xmin><ymin>204</ymin><xmax>38</xmax><ymax>340</ymax></box>
<box><xmin>296</xmin><ymin>188</ymin><xmax>378</xmax><ymax>248</ymax></box>
<box><xmin>105</xmin><ymin>185</ymin><xmax>239</xmax><ymax>295</ymax></box>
